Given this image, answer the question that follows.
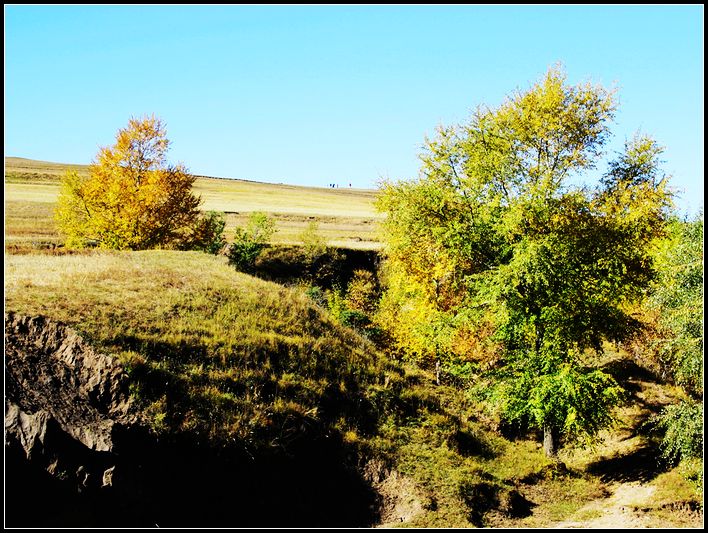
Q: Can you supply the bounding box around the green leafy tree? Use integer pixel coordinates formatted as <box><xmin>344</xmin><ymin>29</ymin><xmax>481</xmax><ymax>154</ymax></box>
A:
<box><xmin>377</xmin><ymin>66</ymin><xmax>672</xmax><ymax>455</ymax></box>
<box><xmin>56</xmin><ymin>115</ymin><xmax>213</xmax><ymax>250</ymax></box>
<box><xmin>650</xmin><ymin>214</ymin><xmax>703</xmax><ymax>396</ymax></box>
<box><xmin>227</xmin><ymin>212</ymin><xmax>276</xmax><ymax>272</ymax></box>
<box><xmin>649</xmin><ymin>213</ymin><xmax>703</xmax><ymax>478</ymax></box>
<box><xmin>184</xmin><ymin>210</ymin><xmax>227</xmax><ymax>254</ymax></box>
<box><xmin>654</xmin><ymin>400</ymin><xmax>703</xmax><ymax>465</ymax></box>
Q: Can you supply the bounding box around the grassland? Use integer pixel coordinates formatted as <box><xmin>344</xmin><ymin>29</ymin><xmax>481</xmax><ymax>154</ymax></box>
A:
<box><xmin>4</xmin><ymin>250</ymin><xmax>604</xmax><ymax>526</ymax></box>
<box><xmin>4</xmin><ymin>157</ymin><xmax>702</xmax><ymax>527</ymax></box>
<box><xmin>4</xmin><ymin>251</ymin><xmax>399</xmax><ymax>446</ymax></box>
<box><xmin>8</xmin><ymin>250</ymin><xmax>701</xmax><ymax>527</ymax></box>
<box><xmin>4</xmin><ymin>156</ymin><xmax>382</xmax><ymax>251</ymax></box>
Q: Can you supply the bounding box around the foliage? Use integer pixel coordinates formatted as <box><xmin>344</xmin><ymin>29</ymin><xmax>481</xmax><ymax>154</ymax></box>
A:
<box><xmin>183</xmin><ymin>210</ymin><xmax>226</xmax><ymax>254</ymax></box>
<box><xmin>376</xmin><ymin>65</ymin><xmax>672</xmax><ymax>454</ymax></box>
<box><xmin>345</xmin><ymin>269</ymin><xmax>380</xmax><ymax>316</ymax></box>
<box><xmin>227</xmin><ymin>212</ymin><xmax>276</xmax><ymax>272</ymax></box>
<box><xmin>653</xmin><ymin>400</ymin><xmax>703</xmax><ymax>465</ymax></box>
<box><xmin>304</xmin><ymin>284</ymin><xmax>327</xmax><ymax>308</ymax></box>
<box><xmin>648</xmin><ymin>213</ymin><xmax>703</xmax><ymax>485</ymax></box>
<box><xmin>327</xmin><ymin>288</ymin><xmax>369</xmax><ymax>330</ymax></box>
<box><xmin>326</xmin><ymin>279</ymin><xmax>382</xmax><ymax>340</ymax></box>
<box><xmin>55</xmin><ymin>116</ymin><xmax>206</xmax><ymax>250</ymax></box>
<box><xmin>486</xmin><ymin>353</ymin><xmax>624</xmax><ymax>449</ymax></box>
<box><xmin>298</xmin><ymin>220</ymin><xmax>328</xmax><ymax>262</ymax></box>
<box><xmin>650</xmin><ymin>214</ymin><xmax>703</xmax><ymax>397</ymax></box>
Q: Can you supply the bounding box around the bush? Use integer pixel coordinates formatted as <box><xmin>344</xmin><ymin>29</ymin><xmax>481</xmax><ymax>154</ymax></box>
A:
<box><xmin>298</xmin><ymin>221</ymin><xmax>328</xmax><ymax>263</ymax></box>
<box><xmin>345</xmin><ymin>269</ymin><xmax>380</xmax><ymax>315</ymax></box>
<box><xmin>654</xmin><ymin>400</ymin><xmax>703</xmax><ymax>465</ymax></box>
<box><xmin>304</xmin><ymin>285</ymin><xmax>327</xmax><ymax>308</ymax></box>
<box><xmin>227</xmin><ymin>212</ymin><xmax>276</xmax><ymax>272</ymax></box>
<box><xmin>185</xmin><ymin>211</ymin><xmax>226</xmax><ymax>254</ymax></box>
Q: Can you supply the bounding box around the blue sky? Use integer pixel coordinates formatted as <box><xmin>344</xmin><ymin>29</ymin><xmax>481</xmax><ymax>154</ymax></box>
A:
<box><xmin>4</xmin><ymin>5</ymin><xmax>704</xmax><ymax>215</ymax></box>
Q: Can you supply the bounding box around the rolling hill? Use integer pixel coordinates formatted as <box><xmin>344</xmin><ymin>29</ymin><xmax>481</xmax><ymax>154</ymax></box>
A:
<box><xmin>4</xmin><ymin>156</ymin><xmax>382</xmax><ymax>251</ymax></box>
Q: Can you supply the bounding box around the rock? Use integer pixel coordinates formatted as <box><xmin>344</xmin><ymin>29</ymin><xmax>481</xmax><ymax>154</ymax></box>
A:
<box><xmin>4</xmin><ymin>312</ymin><xmax>384</xmax><ymax>527</ymax></box>
<box><xmin>102</xmin><ymin>466</ymin><xmax>115</xmax><ymax>488</ymax></box>
<box><xmin>5</xmin><ymin>312</ymin><xmax>139</xmax><ymax>502</ymax></box>
<box><xmin>4</xmin><ymin>313</ymin><xmax>153</xmax><ymax>526</ymax></box>
<box><xmin>5</xmin><ymin>312</ymin><xmax>136</xmax><ymax>456</ymax></box>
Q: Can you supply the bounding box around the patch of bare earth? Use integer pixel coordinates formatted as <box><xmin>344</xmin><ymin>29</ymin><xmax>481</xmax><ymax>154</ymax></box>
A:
<box><xmin>375</xmin><ymin>470</ymin><xmax>426</xmax><ymax>527</ymax></box>
<box><xmin>550</xmin><ymin>357</ymin><xmax>703</xmax><ymax>528</ymax></box>
<box><xmin>363</xmin><ymin>459</ymin><xmax>426</xmax><ymax>527</ymax></box>
<box><xmin>555</xmin><ymin>482</ymin><xmax>656</xmax><ymax>528</ymax></box>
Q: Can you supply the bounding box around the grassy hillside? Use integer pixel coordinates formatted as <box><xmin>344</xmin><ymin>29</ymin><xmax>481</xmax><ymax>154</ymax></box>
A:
<box><xmin>6</xmin><ymin>250</ymin><xmax>700</xmax><ymax>527</ymax></box>
<box><xmin>4</xmin><ymin>157</ymin><xmax>382</xmax><ymax>251</ymax></box>
<box><xmin>4</xmin><ymin>251</ymin><xmax>398</xmax><ymax>447</ymax></box>
<box><xmin>4</xmin><ymin>158</ymin><xmax>701</xmax><ymax>527</ymax></box>
<box><xmin>0</xmin><ymin>250</ymin><xmax>566</xmax><ymax>525</ymax></box>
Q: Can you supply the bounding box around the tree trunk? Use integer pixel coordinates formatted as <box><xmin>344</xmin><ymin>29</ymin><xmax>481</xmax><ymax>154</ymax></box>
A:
<box><xmin>543</xmin><ymin>425</ymin><xmax>557</xmax><ymax>457</ymax></box>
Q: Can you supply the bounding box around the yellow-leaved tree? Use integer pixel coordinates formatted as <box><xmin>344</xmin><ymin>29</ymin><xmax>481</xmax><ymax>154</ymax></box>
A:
<box><xmin>56</xmin><ymin>115</ymin><xmax>222</xmax><ymax>251</ymax></box>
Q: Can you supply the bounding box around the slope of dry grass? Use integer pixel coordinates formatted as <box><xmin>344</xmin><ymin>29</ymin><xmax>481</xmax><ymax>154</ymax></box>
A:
<box><xmin>4</xmin><ymin>156</ymin><xmax>382</xmax><ymax>250</ymax></box>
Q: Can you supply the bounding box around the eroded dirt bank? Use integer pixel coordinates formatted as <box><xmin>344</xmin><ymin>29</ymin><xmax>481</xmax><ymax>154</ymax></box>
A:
<box><xmin>5</xmin><ymin>313</ymin><xmax>389</xmax><ymax>527</ymax></box>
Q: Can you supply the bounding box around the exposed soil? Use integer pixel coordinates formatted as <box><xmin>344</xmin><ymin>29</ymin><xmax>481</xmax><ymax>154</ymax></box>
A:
<box><xmin>554</xmin><ymin>482</ymin><xmax>657</xmax><ymax>528</ymax></box>
<box><xmin>549</xmin><ymin>356</ymin><xmax>703</xmax><ymax>529</ymax></box>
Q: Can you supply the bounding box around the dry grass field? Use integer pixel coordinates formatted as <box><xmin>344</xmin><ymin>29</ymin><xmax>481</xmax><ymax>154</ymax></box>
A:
<box><xmin>4</xmin><ymin>157</ymin><xmax>383</xmax><ymax>251</ymax></box>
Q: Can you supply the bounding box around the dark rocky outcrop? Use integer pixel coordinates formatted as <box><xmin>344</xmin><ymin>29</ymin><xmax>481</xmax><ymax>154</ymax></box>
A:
<box><xmin>6</xmin><ymin>312</ymin><xmax>136</xmax><ymax>454</ymax></box>
<box><xmin>5</xmin><ymin>313</ymin><xmax>380</xmax><ymax>527</ymax></box>
<box><xmin>5</xmin><ymin>312</ymin><xmax>148</xmax><ymax>526</ymax></box>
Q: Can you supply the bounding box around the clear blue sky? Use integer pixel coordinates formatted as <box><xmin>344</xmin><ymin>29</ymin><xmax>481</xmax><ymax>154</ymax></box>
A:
<box><xmin>4</xmin><ymin>5</ymin><xmax>704</xmax><ymax>215</ymax></box>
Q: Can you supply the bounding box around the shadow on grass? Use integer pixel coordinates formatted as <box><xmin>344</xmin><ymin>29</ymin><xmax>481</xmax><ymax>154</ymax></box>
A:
<box><xmin>449</xmin><ymin>429</ymin><xmax>499</xmax><ymax>460</ymax></box>
<box><xmin>586</xmin><ymin>443</ymin><xmax>669</xmax><ymax>484</ymax></box>
<box><xmin>600</xmin><ymin>358</ymin><xmax>660</xmax><ymax>385</ymax></box>
<box><xmin>111</xmin><ymin>334</ymin><xmax>208</xmax><ymax>365</ymax></box>
<box><xmin>601</xmin><ymin>357</ymin><xmax>671</xmax><ymax>435</ymax></box>
<box><xmin>460</xmin><ymin>481</ymin><xmax>536</xmax><ymax>526</ymax></box>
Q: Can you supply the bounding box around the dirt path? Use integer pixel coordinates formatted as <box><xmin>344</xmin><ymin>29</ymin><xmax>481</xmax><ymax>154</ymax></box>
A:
<box><xmin>550</xmin><ymin>357</ymin><xmax>702</xmax><ymax>529</ymax></box>
<box><xmin>554</xmin><ymin>481</ymin><xmax>657</xmax><ymax>528</ymax></box>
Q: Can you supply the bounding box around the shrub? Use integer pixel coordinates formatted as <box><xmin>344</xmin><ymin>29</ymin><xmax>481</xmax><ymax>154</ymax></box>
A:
<box><xmin>345</xmin><ymin>269</ymin><xmax>380</xmax><ymax>315</ymax></box>
<box><xmin>185</xmin><ymin>211</ymin><xmax>227</xmax><ymax>254</ymax></box>
<box><xmin>298</xmin><ymin>221</ymin><xmax>328</xmax><ymax>263</ymax></box>
<box><xmin>227</xmin><ymin>212</ymin><xmax>276</xmax><ymax>272</ymax></box>
<box><xmin>653</xmin><ymin>400</ymin><xmax>703</xmax><ymax>465</ymax></box>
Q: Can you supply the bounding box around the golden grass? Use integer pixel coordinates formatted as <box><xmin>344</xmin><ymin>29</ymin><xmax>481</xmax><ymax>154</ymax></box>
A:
<box><xmin>4</xmin><ymin>156</ymin><xmax>89</xmax><ymax>179</ymax></box>
<box><xmin>648</xmin><ymin>466</ymin><xmax>700</xmax><ymax>505</ymax></box>
<box><xmin>5</xmin><ymin>250</ymin><xmax>398</xmax><ymax>448</ymax></box>
<box><xmin>4</xmin><ymin>157</ymin><xmax>382</xmax><ymax>250</ymax></box>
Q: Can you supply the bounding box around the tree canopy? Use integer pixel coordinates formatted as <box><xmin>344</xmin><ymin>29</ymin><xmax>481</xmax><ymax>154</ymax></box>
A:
<box><xmin>650</xmin><ymin>213</ymin><xmax>703</xmax><ymax>472</ymax></box>
<box><xmin>376</xmin><ymin>66</ymin><xmax>673</xmax><ymax>455</ymax></box>
<box><xmin>56</xmin><ymin>116</ymin><xmax>218</xmax><ymax>251</ymax></box>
